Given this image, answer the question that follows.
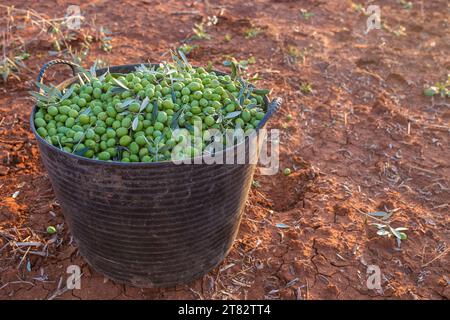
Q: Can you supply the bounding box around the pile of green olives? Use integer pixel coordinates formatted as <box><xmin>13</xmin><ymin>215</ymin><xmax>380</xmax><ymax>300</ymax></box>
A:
<box><xmin>33</xmin><ymin>63</ymin><xmax>267</xmax><ymax>162</ymax></box>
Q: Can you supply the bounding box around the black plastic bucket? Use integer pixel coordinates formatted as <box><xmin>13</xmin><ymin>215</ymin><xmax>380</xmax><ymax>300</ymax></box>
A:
<box><xmin>31</xmin><ymin>60</ymin><xmax>282</xmax><ymax>287</ymax></box>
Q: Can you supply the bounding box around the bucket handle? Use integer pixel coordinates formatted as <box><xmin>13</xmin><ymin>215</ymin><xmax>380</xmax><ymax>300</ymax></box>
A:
<box><xmin>258</xmin><ymin>97</ymin><xmax>282</xmax><ymax>128</ymax></box>
<box><xmin>36</xmin><ymin>59</ymin><xmax>80</xmax><ymax>93</ymax></box>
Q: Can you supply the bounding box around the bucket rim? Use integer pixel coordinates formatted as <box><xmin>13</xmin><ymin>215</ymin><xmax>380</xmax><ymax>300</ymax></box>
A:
<box><xmin>30</xmin><ymin>63</ymin><xmax>272</xmax><ymax>167</ymax></box>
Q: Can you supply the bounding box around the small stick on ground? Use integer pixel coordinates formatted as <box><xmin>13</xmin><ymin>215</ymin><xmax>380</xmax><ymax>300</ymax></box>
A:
<box><xmin>47</xmin><ymin>276</ymin><xmax>67</xmax><ymax>300</ymax></box>
<box><xmin>422</xmin><ymin>247</ymin><xmax>450</xmax><ymax>268</ymax></box>
<box><xmin>405</xmin><ymin>164</ymin><xmax>436</xmax><ymax>175</ymax></box>
<box><xmin>0</xmin><ymin>280</ymin><xmax>34</xmax><ymax>291</ymax></box>
<box><xmin>17</xmin><ymin>246</ymin><xmax>31</xmax><ymax>269</ymax></box>
<box><xmin>171</xmin><ymin>11</ymin><xmax>200</xmax><ymax>15</ymax></box>
<box><xmin>187</xmin><ymin>286</ymin><xmax>204</xmax><ymax>300</ymax></box>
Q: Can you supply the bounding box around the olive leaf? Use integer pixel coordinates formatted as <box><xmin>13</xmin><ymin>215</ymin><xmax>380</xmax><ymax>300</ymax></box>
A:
<box><xmin>245</xmin><ymin>84</ymin><xmax>254</xmax><ymax>101</ymax></box>
<box><xmin>177</xmin><ymin>49</ymin><xmax>191</xmax><ymax>68</ymax></box>
<box><xmin>89</xmin><ymin>61</ymin><xmax>97</xmax><ymax>78</ymax></box>
<box><xmin>370</xmin><ymin>223</ymin><xmax>387</xmax><ymax>229</ymax></box>
<box><xmin>171</xmin><ymin>87</ymin><xmax>177</xmax><ymax>103</ymax></box>
<box><xmin>98</xmin><ymin>69</ymin><xmax>109</xmax><ymax>82</ymax></box>
<box><xmin>171</xmin><ymin>107</ymin><xmax>184</xmax><ymax>130</ymax></box>
<box><xmin>29</xmin><ymin>91</ymin><xmax>49</xmax><ymax>102</ymax></box>
<box><xmin>184</xmin><ymin>122</ymin><xmax>194</xmax><ymax>132</ymax></box>
<box><xmin>223</xmin><ymin>60</ymin><xmax>237</xmax><ymax>79</ymax></box>
<box><xmin>224</xmin><ymin>111</ymin><xmax>242</xmax><ymax>119</ymax></box>
<box><xmin>368</xmin><ymin>215</ymin><xmax>408</xmax><ymax>245</ymax></box>
<box><xmin>377</xmin><ymin>229</ymin><xmax>390</xmax><ymax>236</ymax></box>
<box><xmin>135</xmin><ymin>64</ymin><xmax>149</xmax><ymax>73</ymax></box>
<box><xmin>152</xmin><ymin>100</ymin><xmax>159</xmax><ymax>124</ymax></box>
<box><xmin>112</xmin><ymin>77</ymin><xmax>129</xmax><ymax>90</ymax></box>
<box><xmin>368</xmin><ymin>211</ymin><xmax>389</xmax><ymax>218</ymax></box>
<box><xmin>165</xmin><ymin>68</ymin><xmax>177</xmax><ymax>76</ymax></box>
<box><xmin>132</xmin><ymin>115</ymin><xmax>139</xmax><ymax>131</ymax></box>
<box><xmin>34</xmin><ymin>83</ymin><xmax>49</xmax><ymax>96</ymax></box>
<box><xmin>155</xmin><ymin>135</ymin><xmax>163</xmax><ymax>144</ymax></box>
<box><xmin>76</xmin><ymin>66</ymin><xmax>89</xmax><ymax>75</ymax></box>
<box><xmin>249</xmin><ymin>74</ymin><xmax>262</xmax><ymax>82</ymax></box>
<box><xmin>143</xmin><ymin>136</ymin><xmax>153</xmax><ymax>148</ymax></box>
<box><xmin>171</xmin><ymin>51</ymin><xmax>185</xmax><ymax>71</ymax></box>
<box><xmin>139</xmin><ymin>96</ymin><xmax>150</xmax><ymax>112</ymax></box>
<box><xmin>152</xmin><ymin>135</ymin><xmax>163</xmax><ymax>153</ymax></box>
<box><xmin>115</xmin><ymin>146</ymin><xmax>130</xmax><ymax>161</ymax></box>
<box><xmin>60</xmin><ymin>86</ymin><xmax>75</xmax><ymax>102</ymax></box>
<box><xmin>55</xmin><ymin>135</ymin><xmax>63</xmax><ymax>150</ymax></box>
<box><xmin>206</xmin><ymin>61</ymin><xmax>213</xmax><ymax>72</ymax></box>
<box><xmin>389</xmin><ymin>226</ymin><xmax>402</xmax><ymax>239</ymax></box>
<box><xmin>163</xmin><ymin>63</ymin><xmax>178</xmax><ymax>104</ymax></box>
<box><xmin>230</xmin><ymin>62</ymin><xmax>237</xmax><ymax>80</ymax></box>
<box><xmin>73</xmin><ymin>147</ymin><xmax>89</xmax><ymax>156</ymax></box>
<box><xmin>368</xmin><ymin>211</ymin><xmax>393</xmax><ymax>220</ymax></box>
<box><xmin>225</xmin><ymin>91</ymin><xmax>240</xmax><ymax>107</ymax></box>
<box><xmin>158</xmin><ymin>145</ymin><xmax>170</xmax><ymax>153</ymax></box>
<box><xmin>122</xmin><ymin>98</ymin><xmax>135</xmax><ymax>108</ymax></box>
<box><xmin>148</xmin><ymin>145</ymin><xmax>157</xmax><ymax>155</ymax></box>
<box><xmin>32</xmin><ymin>82</ymin><xmax>67</xmax><ymax>106</ymax></box>
<box><xmin>394</xmin><ymin>227</ymin><xmax>408</xmax><ymax>240</ymax></box>
<box><xmin>110</xmin><ymin>87</ymin><xmax>126</xmax><ymax>94</ymax></box>
<box><xmin>237</xmin><ymin>80</ymin><xmax>247</xmax><ymax>106</ymax></box>
<box><xmin>80</xmin><ymin>107</ymin><xmax>91</xmax><ymax>115</ymax></box>
<box><xmin>36</xmin><ymin>82</ymin><xmax>62</xmax><ymax>100</ymax></box>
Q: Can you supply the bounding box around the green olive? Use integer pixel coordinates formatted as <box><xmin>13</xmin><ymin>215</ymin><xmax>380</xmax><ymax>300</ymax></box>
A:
<box><xmin>129</xmin><ymin>102</ymin><xmax>140</xmax><ymax>113</ymax></box>
<box><xmin>191</xmin><ymin>106</ymin><xmax>202</xmax><ymax>114</ymax></box>
<box><xmin>98</xmin><ymin>151</ymin><xmax>111</xmax><ymax>161</ymax></box>
<box><xmin>48</xmin><ymin>106</ymin><xmax>59</xmax><ymax>116</ymax></box>
<box><xmin>225</xmin><ymin>104</ymin><xmax>236</xmax><ymax>113</ymax></box>
<box><xmin>35</xmin><ymin>118</ymin><xmax>46</xmax><ymax>128</ymax></box>
<box><xmin>157</xmin><ymin>111</ymin><xmax>168</xmax><ymax>123</ymax></box>
<box><xmin>37</xmin><ymin>127</ymin><xmax>48</xmax><ymax>137</ymax></box>
<box><xmin>77</xmin><ymin>98</ymin><xmax>87</xmax><ymax>107</ymax></box>
<box><xmin>116</xmin><ymin>127</ymin><xmax>128</xmax><ymax>138</ymax></box>
<box><xmin>241</xmin><ymin>110</ymin><xmax>251</xmax><ymax>122</ymax></box>
<box><xmin>204</xmin><ymin>115</ymin><xmax>215</xmax><ymax>127</ymax></box>
<box><xmin>162</xmin><ymin>99</ymin><xmax>174</xmax><ymax>109</ymax></box>
<box><xmin>119</xmin><ymin>135</ymin><xmax>132</xmax><ymax>146</ymax></box>
<box><xmin>79</xmin><ymin>114</ymin><xmax>90</xmax><ymax>125</ymax></box>
<box><xmin>135</xmin><ymin>135</ymin><xmax>147</xmax><ymax>146</ymax></box>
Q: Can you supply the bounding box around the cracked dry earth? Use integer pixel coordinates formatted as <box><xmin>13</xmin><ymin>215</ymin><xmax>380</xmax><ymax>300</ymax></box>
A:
<box><xmin>1</xmin><ymin>0</ymin><xmax>449</xmax><ymax>299</ymax></box>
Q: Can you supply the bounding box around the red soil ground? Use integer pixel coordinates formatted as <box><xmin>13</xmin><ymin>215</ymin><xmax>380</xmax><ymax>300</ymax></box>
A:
<box><xmin>0</xmin><ymin>0</ymin><xmax>449</xmax><ymax>299</ymax></box>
